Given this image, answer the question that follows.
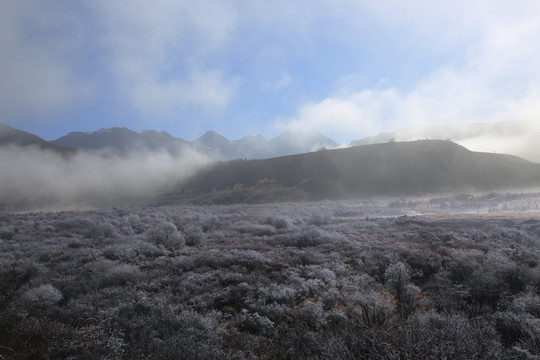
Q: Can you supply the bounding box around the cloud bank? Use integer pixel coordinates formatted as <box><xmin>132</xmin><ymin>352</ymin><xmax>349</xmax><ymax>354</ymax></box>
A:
<box><xmin>278</xmin><ymin>0</ymin><xmax>540</xmax><ymax>158</ymax></box>
<box><xmin>0</xmin><ymin>145</ymin><xmax>210</xmax><ymax>208</ymax></box>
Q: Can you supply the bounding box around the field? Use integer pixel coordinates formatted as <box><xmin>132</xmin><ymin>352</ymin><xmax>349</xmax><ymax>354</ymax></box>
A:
<box><xmin>1</xmin><ymin>198</ymin><xmax>540</xmax><ymax>359</ymax></box>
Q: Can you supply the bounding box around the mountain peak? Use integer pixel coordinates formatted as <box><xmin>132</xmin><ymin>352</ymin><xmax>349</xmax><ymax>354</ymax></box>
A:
<box><xmin>87</xmin><ymin>127</ymin><xmax>133</xmax><ymax>135</ymax></box>
<box><xmin>196</xmin><ymin>131</ymin><xmax>231</xmax><ymax>148</ymax></box>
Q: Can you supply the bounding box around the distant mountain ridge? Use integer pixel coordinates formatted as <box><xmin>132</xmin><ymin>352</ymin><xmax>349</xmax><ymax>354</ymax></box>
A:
<box><xmin>0</xmin><ymin>123</ymin><xmax>74</xmax><ymax>154</ymax></box>
<box><xmin>52</xmin><ymin>126</ymin><xmax>338</xmax><ymax>160</ymax></box>
<box><xmin>53</xmin><ymin>127</ymin><xmax>191</xmax><ymax>156</ymax></box>
<box><xmin>164</xmin><ymin>140</ymin><xmax>540</xmax><ymax>205</ymax></box>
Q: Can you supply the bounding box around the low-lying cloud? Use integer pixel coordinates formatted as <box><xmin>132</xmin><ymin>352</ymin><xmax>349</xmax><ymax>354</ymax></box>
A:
<box><xmin>0</xmin><ymin>145</ymin><xmax>210</xmax><ymax>208</ymax></box>
<box><xmin>278</xmin><ymin>0</ymin><xmax>540</xmax><ymax>162</ymax></box>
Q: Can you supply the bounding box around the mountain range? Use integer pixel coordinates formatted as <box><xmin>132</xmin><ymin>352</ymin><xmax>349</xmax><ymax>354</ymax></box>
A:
<box><xmin>50</xmin><ymin>127</ymin><xmax>337</xmax><ymax>160</ymax></box>
<box><xmin>2</xmin><ymin>120</ymin><xmax>536</xmax><ymax>161</ymax></box>
<box><xmin>2</xmin><ymin>122</ymin><xmax>540</xmax><ymax>207</ymax></box>
<box><xmin>0</xmin><ymin>123</ymin><xmax>337</xmax><ymax>160</ymax></box>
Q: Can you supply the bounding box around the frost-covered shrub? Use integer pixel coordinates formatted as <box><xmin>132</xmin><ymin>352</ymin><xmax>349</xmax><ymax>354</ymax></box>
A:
<box><xmin>132</xmin><ymin>240</ymin><xmax>167</xmax><ymax>258</ymax></box>
<box><xmin>46</xmin><ymin>320</ymin><xmax>125</xmax><ymax>360</ymax></box>
<box><xmin>238</xmin><ymin>310</ymin><xmax>275</xmax><ymax>335</ymax></box>
<box><xmin>258</xmin><ymin>283</ymin><xmax>297</xmax><ymax>304</ymax></box>
<box><xmin>235</xmin><ymin>222</ymin><xmax>276</xmax><ymax>236</ymax></box>
<box><xmin>264</xmin><ymin>216</ymin><xmax>291</xmax><ymax>230</ymax></box>
<box><xmin>0</xmin><ymin>227</ymin><xmax>15</xmax><ymax>240</ymax></box>
<box><xmin>183</xmin><ymin>224</ymin><xmax>204</xmax><ymax>246</ymax></box>
<box><xmin>294</xmin><ymin>301</ymin><xmax>325</xmax><ymax>330</ymax></box>
<box><xmin>129</xmin><ymin>309</ymin><xmax>225</xmax><ymax>359</ymax></box>
<box><xmin>293</xmin><ymin>226</ymin><xmax>332</xmax><ymax>247</ymax></box>
<box><xmin>123</xmin><ymin>214</ymin><xmax>145</xmax><ymax>234</ymax></box>
<box><xmin>54</xmin><ymin>217</ymin><xmax>99</xmax><ymax>238</ymax></box>
<box><xmin>511</xmin><ymin>290</ymin><xmax>540</xmax><ymax>317</ymax></box>
<box><xmin>99</xmin><ymin>264</ymin><xmax>140</xmax><ymax>288</ymax></box>
<box><xmin>201</xmin><ymin>216</ymin><xmax>226</xmax><ymax>232</ymax></box>
<box><xmin>40</xmin><ymin>224</ymin><xmax>56</xmax><ymax>234</ymax></box>
<box><xmin>99</xmin><ymin>222</ymin><xmax>118</xmax><ymax>239</ymax></box>
<box><xmin>192</xmin><ymin>249</ymin><xmax>270</xmax><ymax>272</ymax></box>
<box><xmin>21</xmin><ymin>284</ymin><xmax>63</xmax><ymax>308</ymax></box>
<box><xmin>147</xmin><ymin>221</ymin><xmax>185</xmax><ymax>250</ymax></box>
<box><xmin>350</xmin><ymin>289</ymin><xmax>393</xmax><ymax>326</ymax></box>
<box><xmin>403</xmin><ymin>312</ymin><xmax>503</xmax><ymax>359</ymax></box>
<box><xmin>307</xmin><ymin>212</ymin><xmax>331</xmax><ymax>226</ymax></box>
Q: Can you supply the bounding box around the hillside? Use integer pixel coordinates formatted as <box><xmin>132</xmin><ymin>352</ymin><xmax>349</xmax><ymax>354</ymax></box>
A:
<box><xmin>0</xmin><ymin>123</ymin><xmax>74</xmax><ymax>154</ymax></box>
<box><xmin>165</xmin><ymin>140</ymin><xmax>540</xmax><ymax>204</ymax></box>
<box><xmin>350</xmin><ymin>121</ymin><xmax>540</xmax><ymax>163</ymax></box>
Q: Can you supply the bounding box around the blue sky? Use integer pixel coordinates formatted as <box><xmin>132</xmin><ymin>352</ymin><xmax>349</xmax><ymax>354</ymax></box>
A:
<box><xmin>2</xmin><ymin>1</ymin><xmax>540</xmax><ymax>144</ymax></box>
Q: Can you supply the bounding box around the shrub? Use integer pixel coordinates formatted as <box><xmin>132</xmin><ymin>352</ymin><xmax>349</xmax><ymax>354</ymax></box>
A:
<box><xmin>264</xmin><ymin>216</ymin><xmax>290</xmax><ymax>230</ymax></box>
<box><xmin>183</xmin><ymin>224</ymin><xmax>204</xmax><ymax>246</ymax></box>
<box><xmin>99</xmin><ymin>264</ymin><xmax>141</xmax><ymax>289</ymax></box>
<box><xmin>46</xmin><ymin>320</ymin><xmax>125</xmax><ymax>360</ymax></box>
<box><xmin>147</xmin><ymin>221</ymin><xmax>185</xmax><ymax>250</ymax></box>
<box><xmin>21</xmin><ymin>284</ymin><xmax>63</xmax><ymax>309</ymax></box>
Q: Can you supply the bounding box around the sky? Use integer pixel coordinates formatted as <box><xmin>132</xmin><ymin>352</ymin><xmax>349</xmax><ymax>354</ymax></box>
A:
<box><xmin>1</xmin><ymin>0</ymin><xmax>540</xmax><ymax>144</ymax></box>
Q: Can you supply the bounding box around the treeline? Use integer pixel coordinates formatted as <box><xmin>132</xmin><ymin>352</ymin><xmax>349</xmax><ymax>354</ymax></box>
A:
<box><xmin>1</xmin><ymin>203</ymin><xmax>539</xmax><ymax>359</ymax></box>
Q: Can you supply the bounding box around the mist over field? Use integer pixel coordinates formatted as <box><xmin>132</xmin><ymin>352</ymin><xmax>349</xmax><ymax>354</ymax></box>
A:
<box><xmin>0</xmin><ymin>145</ymin><xmax>210</xmax><ymax>207</ymax></box>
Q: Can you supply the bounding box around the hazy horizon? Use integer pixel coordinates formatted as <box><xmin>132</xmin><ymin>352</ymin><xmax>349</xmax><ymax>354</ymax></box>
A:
<box><xmin>6</xmin><ymin>119</ymin><xmax>540</xmax><ymax>163</ymax></box>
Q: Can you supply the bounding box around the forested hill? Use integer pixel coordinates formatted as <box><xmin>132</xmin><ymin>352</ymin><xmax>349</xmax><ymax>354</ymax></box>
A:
<box><xmin>169</xmin><ymin>140</ymin><xmax>540</xmax><ymax>204</ymax></box>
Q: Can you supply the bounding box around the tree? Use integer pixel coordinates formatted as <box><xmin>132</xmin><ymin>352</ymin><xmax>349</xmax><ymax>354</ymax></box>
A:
<box><xmin>384</xmin><ymin>262</ymin><xmax>418</xmax><ymax>318</ymax></box>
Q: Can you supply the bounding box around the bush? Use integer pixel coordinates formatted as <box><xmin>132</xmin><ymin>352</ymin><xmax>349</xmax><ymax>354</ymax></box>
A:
<box><xmin>264</xmin><ymin>216</ymin><xmax>290</xmax><ymax>230</ymax></box>
<box><xmin>21</xmin><ymin>284</ymin><xmax>63</xmax><ymax>309</ymax></box>
<box><xmin>147</xmin><ymin>221</ymin><xmax>185</xmax><ymax>250</ymax></box>
<box><xmin>183</xmin><ymin>224</ymin><xmax>204</xmax><ymax>246</ymax></box>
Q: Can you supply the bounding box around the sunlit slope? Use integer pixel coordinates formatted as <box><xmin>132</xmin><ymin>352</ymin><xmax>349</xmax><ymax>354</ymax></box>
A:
<box><xmin>173</xmin><ymin>140</ymin><xmax>540</xmax><ymax>203</ymax></box>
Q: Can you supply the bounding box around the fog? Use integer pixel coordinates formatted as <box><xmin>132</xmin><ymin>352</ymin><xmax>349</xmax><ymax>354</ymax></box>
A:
<box><xmin>355</xmin><ymin>120</ymin><xmax>540</xmax><ymax>163</ymax></box>
<box><xmin>455</xmin><ymin>121</ymin><xmax>540</xmax><ymax>163</ymax></box>
<box><xmin>0</xmin><ymin>145</ymin><xmax>211</xmax><ymax>208</ymax></box>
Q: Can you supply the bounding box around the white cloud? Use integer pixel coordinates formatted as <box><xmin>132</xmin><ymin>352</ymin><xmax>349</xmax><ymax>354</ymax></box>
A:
<box><xmin>0</xmin><ymin>0</ymin><xmax>240</xmax><ymax>125</ymax></box>
<box><xmin>125</xmin><ymin>68</ymin><xmax>240</xmax><ymax>118</ymax></box>
<box><xmin>278</xmin><ymin>0</ymin><xmax>540</xmax><ymax>151</ymax></box>
<box><xmin>96</xmin><ymin>0</ymin><xmax>239</xmax><ymax>117</ymax></box>
<box><xmin>0</xmin><ymin>1</ymin><xmax>93</xmax><ymax>119</ymax></box>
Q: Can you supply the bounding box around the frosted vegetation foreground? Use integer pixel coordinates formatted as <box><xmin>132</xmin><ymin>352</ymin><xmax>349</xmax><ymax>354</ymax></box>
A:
<box><xmin>1</xmin><ymin>202</ymin><xmax>540</xmax><ymax>359</ymax></box>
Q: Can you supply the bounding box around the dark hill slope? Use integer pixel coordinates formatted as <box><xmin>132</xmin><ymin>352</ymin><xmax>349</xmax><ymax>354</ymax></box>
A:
<box><xmin>0</xmin><ymin>123</ymin><xmax>74</xmax><ymax>154</ymax></box>
<box><xmin>170</xmin><ymin>140</ymin><xmax>540</xmax><ymax>204</ymax></box>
